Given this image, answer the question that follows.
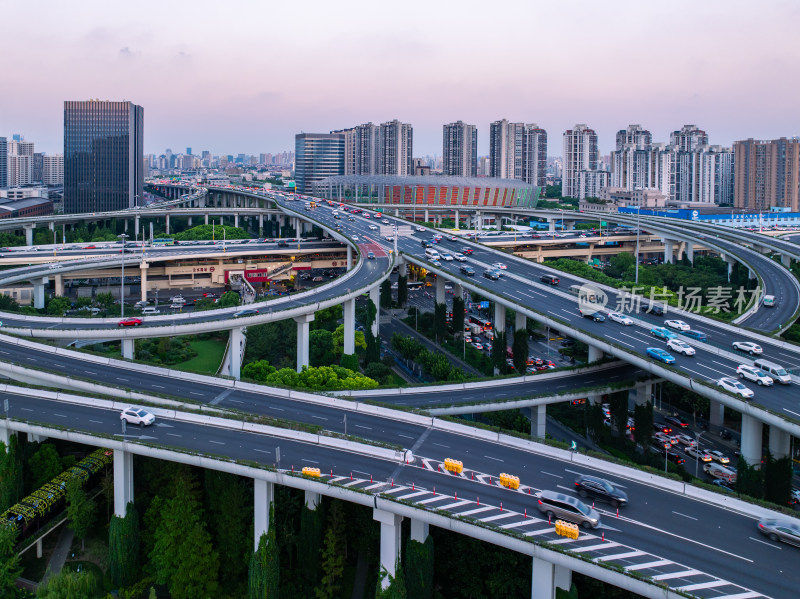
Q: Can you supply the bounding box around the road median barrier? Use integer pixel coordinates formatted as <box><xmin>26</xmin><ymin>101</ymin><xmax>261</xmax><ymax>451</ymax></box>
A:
<box><xmin>554</xmin><ymin>520</ymin><xmax>579</xmax><ymax>540</ymax></box>
<box><xmin>499</xmin><ymin>473</ymin><xmax>520</xmax><ymax>490</ymax></box>
<box><xmin>443</xmin><ymin>458</ymin><xmax>463</xmax><ymax>474</ymax></box>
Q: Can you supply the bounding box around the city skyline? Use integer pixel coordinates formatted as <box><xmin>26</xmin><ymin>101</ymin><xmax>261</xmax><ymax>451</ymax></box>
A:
<box><xmin>3</xmin><ymin>0</ymin><xmax>799</xmax><ymax>157</ymax></box>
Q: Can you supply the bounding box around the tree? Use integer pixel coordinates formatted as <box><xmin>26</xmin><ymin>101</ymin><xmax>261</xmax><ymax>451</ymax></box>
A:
<box><xmin>512</xmin><ymin>328</ymin><xmax>528</xmax><ymax>374</ymax></box>
<box><xmin>375</xmin><ymin>563</ymin><xmax>407</xmax><ymax>598</ymax></box>
<box><xmin>37</xmin><ymin>569</ymin><xmax>98</xmax><ymax>598</ymax></box>
<box><xmin>28</xmin><ymin>443</ymin><xmax>62</xmax><ymax>490</ymax></box>
<box><xmin>205</xmin><ymin>471</ymin><xmax>251</xmax><ymax>591</ymax></box>
<box><xmin>491</xmin><ymin>331</ymin><xmax>506</xmax><ymax>371</ymax></box>
<box><xmin>315</xmin><ymin>500</ymin><xmax>345</xmax><ymax>599</ymax></box>
<box><xmin>763</xmin><ymin>451</ymin><xmax>793</xmax><ymax>505</ymax></box>
<box><xmin>0</xmin><ymin>523</ymin><xmax>22</xmax><ymax>594</ymax></box>
<box><xmin>309</xmin><ymin>329</ymin><xmax>335</xmax><ymax>367</ymax></box>
<box><xmin>332</xmin><ymin>324</ymin><xmax>366</xmax><ymax>356</ymax></box>
<box><xmin>380</xmin><ymin>279</ymin><xmax>392</xmax><ymax>309</ymax></box>
<box><xmin>248</xmin><ymin>508</ymin><xmax>279</xmax><ymax>599</ymax></box>
<box><xmin>585</xmin><ymin>403</ymin><xmax>606</xmax><ymax>440</ymax></box>
<box><xmin>608</xmin><ymin>391</ymin><xmax>629</xmax><ymax>438</ymax></box>
<box><xmin>433</xmin><ymin>302</ymin><xmax>447</xmax><ymax>342</ymax></box>
<box><xmin>46</xmin><ymin>296</ymin><xmax>71</xmax><ymax>316</ymax></box>
<box><xmin>150</xmin><ymin>474</ymin><xmax>220</xmax><ymax>599</ymax></box>
<box><xmin>633</xmin><ymin>402</ymin><xmax>654</xmax><ymax>449</ymax></box>
<box><xmin>404</xmin><ymin>535</ymin><xmax>433</xmax><ymax>599</ymax></box>
<box><xmin>363</xmin><ymin>327</ymin><xmax>381</xmax><ymax>366</ymax></box>
<box><xmin>298</xmin><ymin>505</ymin><xmax>324</xmax><ymax>594</ymax></box>
<box><xmin>65</xmin><ymin>477</ymin><xmax>96</xmax><ymax>551</ymax></box>
<box><xmin>397</xmin><ymin>275</ymin><xmax>408</xmax><ymax>307</ymax></box>
<box><xmin>95</xmin><ymin>292</ymin><xmax>116</xmax><ymax>312</ymax></box>
<box><xmin>0</xmin><ymin>438</ymin><xmax>22</xmax><ymax>513</ymax></box>
<box><xmin>109</xmin><ymin>503</ymin><xmax>141</xmax><ymax>587</ymax></box>
<box><xmin>217</xmin><ymin>291</ymin><xmax>242</xmax><ymax>308</ymax></box>
<box><xmin>735</xmin><ymin>457</ymin><xmax>764</xmax><ymax>499</ymax></box>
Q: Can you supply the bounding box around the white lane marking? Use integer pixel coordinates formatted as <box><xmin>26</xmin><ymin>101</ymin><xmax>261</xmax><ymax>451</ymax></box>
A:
<box><xmin>396</xmin><ymin>490</ymin><xmax>430</xmax><ymax>500</ymax></box>
<box><xmin>312</xmin><ymin>415</ymin><xmax>327</xmax><ymax>420</ymax></box>
<box><xmin>580</xmin><ymin>541</ymin><xmax>621</xmax><ymax>552</ymax></box>
<box><xmin>541</xmin><ymin>471</ymin><xmax>563</xmax><ymax>479</ymax></box>
<box><xmin>712</xmin><ymin>360</ymin><xmax>734</xmax><ymax>368</ymax></box>
<box><xmin>432</xmin><ymin>442</ymin><xmax>450</xmax><ymax>448</ymax></box>
<box><xmin>381</xmin><ymin>486</ymin><xmax>409</xmax><ymax>495</ymax></box>
<box><xmin>208</xmin><ymin>440</ymin><xmax>225</xmax><ymax>445</ymax></box>
<box><xmin>624</xmin><ymin>559</ymin><xmax>672</xmax><ymax>571</ymax></box>
<box><xmin>354</xmin><ymin>424</ymin><xmax>371</xmax><ymax>430</ymax></box>
<box><xmin>417</xmin><ymin>495</ymin><xmax>452</xmax><ymax>505</ymax></box>
<box><xmin>672</xmin><ymin>511</ymin><xmax>698</xmax><ymax>521</ymax></box>
<box><xmin>524</xmin><ymin>528</ymin><xmax>557</xmax><ymax>537</ymax></box>
<box><xmin>398</xmin><ymin>434</ymin><xmax>415</xmax><ymax>439</ymax></box>
<box><xmin>499</xmin><ymin>519</ymin><xmax>542</xmax><ymax>530</ymax></box>
<box><xmin>343</xmin><ymin>479</ymin><xmax>364</xmax><ymax>487</ymax></box>
<box><xmin>479</xmin><ymin>512</ymin><xmax>517</xmax><ymax>523</ymax></box>
<box><xmin>20</xmin><ymin>408</ymin><xmax>33</xmax><ymax>412</ymax></box>
<box><xmin>784</xmin><ymin>408</ymin><xmax>800</xmax><ymax>418</ymax></box>
<box><xmin>564</xmin><ymin>469</ymin><xmax>627</xmax><ymax>488</ymax></box>
<box><xmin>116</xmin><ymin>378</ymin><xmax>129</xmax><ymax>381</ymax></box>
<box><xmin>619</xmin><ymin>332</ymin><xmax>643</xmax><ymax>343</ymax></box>
<box><xmin>54</xmin><ymin>413</ymin><xmax>67</xmax><ymax>418</ymax></box>
<box><xmin>167</xmin><ymin>433</ymin><xmax>182</xmax><ymax>438</ymax></box>
<box><xmin>651</xmin><ymin>568</ymin><xmax>703</xmax><ymax>581</ymax></box>
<box><xmin>89</xmin><ymin>419</ymin><xmax>103</xmax><ymax>424</ymax></box>
<box><xmin>253</xmin><ymin>449</ymin><xmax>271</xmax><ymax>454</ymax></box>
<box><xmin>353</xmin><ymin>470</ymin><xmax>371</xmax><ymax>477</ymax></box>
<box><xmin>677</xmin><ymin>580</ymin><xmax>730</xmax><ymax>592</ymax></box>
<box><xmin>301</xmin><ymin>459</ymin><xmax>319</xmax><ymax>464</ymax></box>
<box><xmin>190</xmin><ymin>392</ymin><xmax>205</xmax><ymax>396</ymax></box>
<box><xmin>269</xmin><ymin>406</ymin><xmax>284</xmax><ymax>411</ymax></box>
<box><xmin>748</xmin><ymin>536</ymin><xmax>780</xmax><ymax>549</ymax></box>
<box><xmin>608</xmin><ymin>338</ymin><xmax>634</xmax><ymax>348</ymax></box>
<box><xmin>458</xmin><ymin>506</ymin><xmax>495</xmax><ymax>517</ymax></box>
<box><xmin>484</xmin><ymin>455</ymin><xmax>504</xmax><ymax>462</ymax></box>
<box><xmin>438</xmin><ymin>500</ymin><xmax>473</xmax><ymax>510</ymax></box>
<box><xmin>362</xmin><ymin>482</ymin><xmax>385</xmax><ymax>491</ymax></box>
<box><xmin>151</xmin><ymin>385</ymin><xmax>164</xmax><ymax>389</ymax></box>
<box><xmin>714</xmin><ymin>593</ymin><xmax>764</xmax><ymax>599</ymax></box>
<box><xmin>593</xmin><ymin>550</ymin><xmax>647</xmax><ymax>562</ymax></box>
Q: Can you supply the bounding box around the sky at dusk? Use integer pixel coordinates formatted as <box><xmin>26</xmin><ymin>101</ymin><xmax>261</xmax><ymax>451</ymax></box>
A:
<box><xmin>3</xmin><ymin>0</ymin><xmax>799</xmax><ymax>157</ymax></box>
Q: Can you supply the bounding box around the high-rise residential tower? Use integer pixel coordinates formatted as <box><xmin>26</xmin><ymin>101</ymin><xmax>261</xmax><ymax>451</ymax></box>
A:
<box><xmin>64</xmin><ymin>100</ymin><xmax>144</xmax><ymax>213</ymax></box>
<box><xmin>562</xmin><ymin>124</ymin><xmax>608</xmax><ymax>199</ymax></box>
<box><xmin>489</xmin><ymin>120</ymin><xmax>547</xmax><ymax>187</ymax></box>
<box><xmin>734</xmin><ymin>137</ymin><xmax>800</xmax><ymax>211</ymax></box>
<box><xmin>442</xmin><ymin>121</ymin><xmax>477</xmax><ymax>177</ymax></box>
<box><xmin>376</xmin><ymin>120</ymin><xmax>413</xmax><ymax>176</ymax></box>
<box><xmin>0</xmin><ymin>137</ymin><xmax>6</xmax><ymax>188</ymax></box>
<box><xmin>610</xmin><ymin>125</ymin><xmax>653</xmax><ymax>190</ymax></box>
<box><xmin>6</xmin><ymin>136</ymin><xmax>34</xmax><ymax>187</ymax></box>
<box><xmin>294</xmin><ymin>133</ymin><xmax>345</xmax><ymax>193</ymax></box>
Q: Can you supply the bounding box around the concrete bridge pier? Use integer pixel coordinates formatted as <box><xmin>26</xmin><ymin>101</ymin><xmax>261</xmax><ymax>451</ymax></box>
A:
<box><xmin>234</xmin><ymin>214</ymin><xmax>239</xmax><ymax>229</ymax></box>
<box><xmin>588</xmin><ymin>345</ymin><xmax>603</xmax><ymax>363</ymax></box>
<box><xmin>769</xmin><ymin>425</ymin><xmax>790</xmax><ymax>459</ymax></box>
<box><xmin>228</xmin><ymin>327</ymin><xmax>245</xmax><ymax>379</ymax></box>
<box><xmin>515</xmin><ymin>312</ymin><xmax>527</xmax><ymax>334</ymax></box>
<box><xmin>187</xmin><ymin>216</ymin><xmax>193</xmax><ymax>227</ymax></box>
<box><xmin>165</xmin><ymin>214</ymin><xmax>170</xmax><ymax>235</ymax></box>
<box><xmin>455</xmin><ymin>209</ymin><xmax>460</xmax><ymax>229</ymax></box>
<box><xmin>709</xmin><ymin>399</ymin><xmax>724</xmax><ymax>430</ymax></box>
<box><xmin>740</xmin><ymin>414</ymin><xmax>763</xmax><ymax>467</ymax></box>
<box><xmin>139</xmin><ymin>263</ymin><xmax>149</xmax><ymax>302</ymax></box>
<box><xmin>548</xmin><ymin>219</ymin><xmax>555</xmax><ymax>233</ymax></box>
<box><xmin>304</xmin><ymin>490</ymin><xmax>320</xmax><ymax>510</ymax></box>
<box><xmin>113</xmin><ymin>449</ymin><xmax>134</xmax><ymax>517</ymax></box>
<box><xmin>346</xmin><ymin>246</ymin><xmax>353</xmax><ymax>269</ymax></box>
<box><xmin>374</xmin><ymin>509</ymin><xmax>403</xmax><ymax>590</ymax></box>
<box><xmin>424</xmin><ymin>209</ymin><xmax>429</xmax><ymax>223</ymax></box>
<box><xmin>781</xmin><ymin>254</ymin><xmax>791</xmax><ymax>268</ymax></box>
<box><xmin>294</xmin><ymin>314</ymin><xmax>315</xmax><ymax>372</ymax></box>
<box><xmin>435</xmin><ymin>276</ymin><xmax>445</xmax><ymax>305</ymax></box>
<box><xmin>135</xmin><ymin>215</ymin><xmax>140</xmax><ymax>237</ymax></box>
<box><xmin>54</xmin><ymin>274</ymin><xmax>64</xmax><ymax>297</ymax></box>
<box><xmin>253</xmin><ymin>479</ymin><xmax>274</xmax><ymax>551</ymax></box>
<box><xmin>204</xmin><ymin>213</ymin><xmax>209</xmax><ymax>225</ymax></box>
<box><xmin>494</xmin><ymin>303</ymin><xmax>506</xmax><ymax>333</ymax></box>
<box><xmin>532</xmin><ymin>557</ymin><xmax>572</xmax><ymax>599</ymax></box>
<box><xmin>343</xmin><ymin>299</ymin><xmax>356</xmax><ymax>355</ymax></box>
<box><xmin>629</xmin><ymin>382</ymin><xmax>652</xmax><ymax>409</ymax></box>
<box><xmin>663</xmin><ymin>239</ymin><xmax>674</xmax><ymax>264</ymax></box>
<box><xmin>0</xmin><ymin>424</ymin><xmax>16</xmax><ymax>447</ymax></box>
<box><xmin>369</xmin><ymin>287</ymin><xmax>380</xmax><ymax>336</ymax></box>
<box><xmin>258</xmin><ymin>214</ymin><xmax>263</xmax><ymax>236</ymax></box>
<box><xmin>32</xmin><ymin>277</ymin><xmax>48</xmax><ymax>309</ymax></box>
<box><xmin>24</xmin><ymin>224</ymin><xmax>35</xmax><ymax>246</ymax></box>
<box><xmin>121</xmin><ymin>339</ymin><xmax>135</xmax><ymax>360</ymax></box>
<box><xmin>410</xmin><ymin>519</ymin><xmax>429</xmax><ymax>543</ymax></box>
<box><xmin>530</xmin><ymin>404</ymin><xmax>546</xmax><ymax>439</ymax></box>
<box><xmin>62</xmin><ymin>224</ymin><xmax>66</xmax><ymax>244</ymax></box>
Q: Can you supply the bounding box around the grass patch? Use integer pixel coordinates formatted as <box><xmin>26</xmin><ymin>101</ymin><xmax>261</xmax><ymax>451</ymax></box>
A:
<box><xmin>174</xmin><ymin>338</ymin><xmax>227</xmax><ymax>374</ymax></box>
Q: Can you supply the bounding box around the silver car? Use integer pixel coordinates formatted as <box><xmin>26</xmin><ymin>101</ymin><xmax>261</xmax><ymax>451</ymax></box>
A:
<box><xmin>758</xmin><ymin>518</ymin><xmax>800</xmax><ymax>547</ymax></box>
<box><xmin>535</xmin><ymin>490</ymin><xmax>600</xmax><ymax>529</ymax></box>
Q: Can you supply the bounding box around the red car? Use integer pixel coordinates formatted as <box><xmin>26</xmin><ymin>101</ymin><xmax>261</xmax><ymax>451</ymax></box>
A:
<box><xmin>84</xmin><ymin>245</ymin><xmax>97</xmax><ymax>249</ymax></box>
<box><xmin>118</xmin><ymin>318</ymin><xmax>142</xmax><ymax>327</ymax></box>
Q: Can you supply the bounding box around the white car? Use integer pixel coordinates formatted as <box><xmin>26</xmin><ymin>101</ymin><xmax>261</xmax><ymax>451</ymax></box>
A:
<box><xmin>685</xmin><ymin>446</ymin><xmax>712</xmax><ymax>462</ymax></box>
<box><xmin>717</xmin><ymin>377</ymin><xmax>754</xmax><ymax>399</ymax></box>
<box><xmin>382</xmin><ymin>219</ymin><xmax>390</xmax><ymax>225</ymax></box>
<box><xmin>675</xmin><ymin>433</ymin><xmax>696</xmax><ymax>447</ymax></box>
<box><xmin>441</xmin><ymin>253</ymin><xmax>454</xmax><ymax>261</ymax></box>
<box><xmin>454</xmin><ymin>254</ymin><xmax>467</xmax><ymax>262</ymax></box>
<box><xmin>351</xmin><ymin>235</ymin><xmax>359</xmax><ymax>241</ymax></box>
<box><xmin>736</xmin><ymin>364</ymin><xmax>773</xmax><ymax>386</ymax></box>
<box><xmin>666</xmin><ymin>339</ymin><xmax>696</xmax><ymax>356</ymax></box>
<box><xmin>732</xmin><ymin>341</ymin><xmax>763</xmax><ymax>355</ymax></box>
<box><xmin>608</xmin><ymin>312</ymin><xmax>633</xmax><ymax>325</ymax></box>
<box><xmin>708</xmin><ymin>450</ymin><xmax>730</xmax><ymax>465</ymax></box>
<box><xmin>369</xmin><ymin>225</ymin><xmax>378</xmax><ymax>231</ymax></box>
<box><xmin>170</xmin><ymin>295</ymin><xmax>186</xmax><ymax>304</ymax></box>
<box><xmin>655</xmin><ymin>432</ymin><xmax>678</xmax><ymax>446</ymax></box>
<box><xmin>120</xmin><ymin>407</ymin><xmax>156</xmax><ymax>427</ymax></box>
<box><xmin>416</xmin><ymin>226</ymin><xmax>426</xmax><ymax>232</ymax></box>
<box><xmin>665</xmin><ymin>319</ymin><xmax>691</xmax><ymax>331</ymax></box>
<box><xmin>492</xmin><ymin>262</ymin><xmax>507</xmax><ymax>270</ymax></box>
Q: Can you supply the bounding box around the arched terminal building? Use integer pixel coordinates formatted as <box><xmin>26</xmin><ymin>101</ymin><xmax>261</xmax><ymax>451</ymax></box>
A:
<box><xmin>312</xmin><ymin>175</ymin><xmax>539</xmax><ymax>208</ymax></box>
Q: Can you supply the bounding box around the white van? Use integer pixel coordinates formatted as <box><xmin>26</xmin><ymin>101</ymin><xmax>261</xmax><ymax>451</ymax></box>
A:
<box><xmin>424</xmin><ymin>248</ymin><xmax>440</xmax><ymax>260</ymax></box>
<box><xmin>142</xmin><ymin>307</ymin><xmax>161</xmax><ymax>315</ymax></box>
<box><xmin>752</xmin><ymin>358</ymin><xmax>792</xmax><ymax>384</ymax></box>
<box><xmin>763</xmin><ymin>295</ymin><xmax>776</xmax><ymax>307</ymax></box>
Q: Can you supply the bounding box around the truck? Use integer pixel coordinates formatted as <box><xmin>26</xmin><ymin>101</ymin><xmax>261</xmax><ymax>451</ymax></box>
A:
<box><xmin>704</xmin><ymin>462</ymin><xmax>737</xmax><ymax>484</ymax></box>
<box><xmin>763</xmin><ymin>295</ymin><xmax>776</xmax><ymax>308</ymax></box>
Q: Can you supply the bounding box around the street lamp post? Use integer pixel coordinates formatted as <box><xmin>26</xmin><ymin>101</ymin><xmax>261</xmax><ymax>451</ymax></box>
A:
<box><xmin>118</xmin><ymin>233</ymin><xmax>129</xmax><ymax>317</ymax></box>
<box><xmin>635</xmin><ymin>203</ymin><xmax>641</xmax><ymax>284</ymax></box>
<box><xmin>694</xmin><ymin>431</ymin><xmax>707</xmax><ymax>478</ymax></box>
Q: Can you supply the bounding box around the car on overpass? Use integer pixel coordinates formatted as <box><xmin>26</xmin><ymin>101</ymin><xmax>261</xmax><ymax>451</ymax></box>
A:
<box><xmin>645</xmin><ymin>347</ymin><xmax>676</xmax><ymax>364</ymax></box>
<box><xmin>665</xmin><ymin>319</ymin><xmax>691</xmax><ymax>331</ymax></box>
<box><xmin>650</xmin><ymin>327</ymin><xmax>677</xmax><ymax>340</ymax></box>
<box><xmin>608</xmin><ymin>312</ymin><xmax>633</xmax><ymax>325</ymax></box>
<box><xmin>736</xmin><ymin>364</ymin><xmax>773</xmax><ymax>386</ymax></box>
<box><xmin>579</xmin><ymin>309</ymin><xmax>605</xmax><ymax>322</ymax></box>
<box><xmin>717</xmin><ymin>377</ymin><xmax>754</xmax><ymax>399</ymax></box>
<box><xmin>120</xmin><ymin>407</ymin><xmax>155</xmax><ymax>427</ymax></box>
<box><xmin>757</xmin><ymin>518</ymin><xmax>800</xmax><ymax>547</ymax></box>
<box><xmin>573</xmin><ymin>475</ymin><xmax>628</xmax><ymax>508</ymax></box>
<box><xmin>459</xmin><ymin>265</ymin><xmax>475</xmax><ymax>276</ymax></box>
<box><xmin>483</xmin><ymin>269</ymin><xmax>500</xmax><ymax>281</ymax></box>
<box><xmin>732</xmin><ymin>341</ymin><xmax>763</xmax><ymax>355</ymax></box>
<box><xmin>234</xmin><ymin>309</ymin><xmax>260</xmax><ymax>318</ymax></box>
<box><xmin>666</xmin><ymin>339</ymin><xmax>696</xmax><ymax>356</ymax></box>
<box><xmin>680</xmin><ymin>329</ymin><xmax>708</xmax><ymax>342</ymax></box>
<box><xmin>118</xmin><ymin>318</ymin><xmax>143</xmax><ymax>327</ymax></box>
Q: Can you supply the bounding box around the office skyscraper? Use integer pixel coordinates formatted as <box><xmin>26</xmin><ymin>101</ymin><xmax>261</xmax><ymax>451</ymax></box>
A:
<box><xmin>443</xmin><ymin>121</ymin><xmax>477</xmax><ymax>177</ymax></box>
<box><xmin>64</xmin><ymin>100</ymin><xmax>144</xmax><ymax>213</ymax></box>
<box><xmin>734</xmin><ymin>137</ymin><xmax>800</xmax><ymax>211</ymax></box>
<box><xmin>294</xmin><ymin>133</ymin><xmax>345</xmax><ymax>193</ymax></box>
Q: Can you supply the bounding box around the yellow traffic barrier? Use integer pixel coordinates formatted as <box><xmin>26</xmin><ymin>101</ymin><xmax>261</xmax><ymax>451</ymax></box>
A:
<box><xmin>444</xmin><ymin>458</ymin><xmax>464</xmax><ymax>474</ymax></box>
<box><xmin>499</xmin><ymin>473</ymin><xmax>520</xmax><ymax>490</ymax></box>
<box><xmin>301</xmin><ymin>467</ymin><xmax>321</xmax><ymax>478</ymax></box>
<box><xmin>554</xmin><ymin>519</ymin><xmax>580</xmax><ymax>540</ymax></box>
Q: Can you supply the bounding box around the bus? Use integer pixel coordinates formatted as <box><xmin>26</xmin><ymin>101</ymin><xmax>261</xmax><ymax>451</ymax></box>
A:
<box><xmin>568</xmin><ymin>284</ymin><xmax>597</xmax><ymax>303</ymax></box>
<box><xmin>407</xmin><ymin>281</ymin><xmax>425</xmax><ymax>292</ymax></box>
<box><xmin>468</xmin><ymin>315</ymin><xmax>492</xmax><ymax>330</ymax></box>
<box><xmin>152</xmin><ymin>238</ymin><xmax>176</xmax><ymax>246</ymax></box>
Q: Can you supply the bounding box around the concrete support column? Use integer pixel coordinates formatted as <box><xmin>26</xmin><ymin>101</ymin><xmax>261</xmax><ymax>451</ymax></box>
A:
<box><xmin>294</xmin><ymin>313</ymin><xmax>315</xmax><ymax>372</ymax></box>
<box><xmin>140</xmin><ymin>263</ymin><xmax>149</xmax><ymax>302</ymax></box>
<box><xmin>62</xmin><ymin>224</ymin><xmax>66</xmax><ymax>243</ymax></box>
<box><xmin>347</xmin><ymin>246</ymin><xmax>353</xmax><ymax>269</ymax></box>
<box><xmin>253</xmin><ymin>479</ymin><xmax>274</xmax><ymax>550</ymax></box>
<box><xmin>588</xmin><ymin>344</ymin><xmax>603</xmax><ymax>363</ymax></box>
<box><xmin>398</xmin><ymin>259</ymin><xmax>407</xmax><ymax>277</ymax></box>
<box><xmin>477</xmin><ymin>212</ymin><xmax>483</xmax><ymax>230</ymax></box>
<box><xmin>455</xmin><ymin>209</ymin><xmax>460</xmax><ymax>229</ymax></box>
<box><xmin>530</xmin><ymin>404</ymin><xmax>546</xmax><ymax>439</ymax></box>
<box><xmin>435</xmin><ymin>276</ymin><xmax>445</xmax><ymax>305</ymax></box>
<box><xmin>663</xmin><ymin>239</ymin><xmax>674</xmax><ymax>264</ymax></box>
<box><xmin>228</xmin><ymin>327</ymin><xmax>245</xmax><ymax>379</ymax></box>
<box><xmin>629</xmin><ymin>382</ymin><xmax>652</xmax><ymax>408</ymax></box>
<box><xmin>304</xmin><ymin>490</ymin><xmax>320</xmax><ymax>510</ymax></box>
<box><xmin>554</xmin><ymin>565</ymin><xmax>572</xmax><ymax>596</ymax></box>
<box><xmin>113</xmin><ymin>449</ymin><xmax>134</xmax><ymax>517</ymax></box>
<box><xmin>135</xmin><ymin>215</ymin><xmax>140</xmax><ymax>236</ymax></box>
<box><xmin>369</xmin><ymin>286</ymin><xmax>380</xmax><ymax>337</ymax></box>
<box><xmin>741</xmin><ymin>414</ymin><xmax>763</xmax><ymax>467</ymax></box>
<box><xmin>258</xmin><ymin>214</ymin><xmax>263</xmax><ymax>236</ymax></box>
<box><xmin>188</xmin><ymin>216</ymin><xmax>193</xmax><ymax>227</ymax></box>
<box><xmin>33</xmin><ymin>277</ymin><xmax>47</xmax><ymax>309</ymax></box>
<box><xmin>515</xmin><ymin>311</ymin><xmax>527</xmax><ymax>333</ymax></box>
<box><xmin>685</xmin><ymin>241</ymin><xmax>694</xmax><ymax>264</ymax></box>
<box><xmin>424</xmin><ymin>208</ymin><xmax>429</xmax><ymax>223</ymax></box>
<box><xmin>548</xmin><ymin>219</ymin><xmax>555</xmax><ymax>232</ymax></box>
<box><xmin>121</xmin><ymin>339</ymin><xmax>134</xmax><ymax>360</ymax></box>
<box><xmin>453</xmin><ymin>283</ymin><xmax>463</xmax><ymax>300</ymax></box>
<box><xmin>54</xmin><ymin>274</ymin><xmax>64</xmax><ymax>297</ymax></box>
<box><xmin>343</xmin><ymin>299</ymin><xmax>356</xmax><ymax>355</ymax></box>
<box><xmin>204</xmin><ymin>213</ymin><xmax>209</xmax><ymax>225</ymax></box>
<box><xmin>123</xmin><ymin>219</ymin><xmax>128</xmax><ymax>233</ymax></box>
<box><xmin>494</xmin><ymin>303</ymin><xmax>506</xmax><ymax>333</ymax></box>
<box><xmin>709</xmin><ymin>399</ymin><xmax>724</xmax><ymax>429</ymax></box>
<box><xmin>234</xmin><ymin>214</ymin><xmax>239</xmax><ymax>228</ymax></box>
<box><xmin>410</xmin><ymin>519</ymin><xmax>429</xmax><ymax>543</ymax></box>
<box><xmin>165</xmin><ymin>214</ymin><xmax>170</xmax><ymax>235</ymax></box>
<box><xmin>0</xmin><ymin>424</ymin><xmax>15</xmax><ymax>447</ymax></box>
<box><xmin>781</xmin><ymin>254</ymin><xmax>791</xmax><ymax>268</ymax></box>
<box><xmin>374</xmin><ymin>509</ymin><xmax>403</xmax><ymax>589</ymax></box>
<box><xmin>531</xmin><ymin>557</ymin><xmax>555</xmax><ymax>599</ymax></box>
<box><xmin>769</xmin><ymin>426</ymin><xmax>791</xmax><ymax>460</ymax></box>
<box><xmin>36</xmin><ymin>538</ymin><xmax>42</xmax><ymax>559</ymax></box>
<box><xmin>24</xmin><ymin>224</ymin><xmax>35</xmax><ymax>246</ymax></box>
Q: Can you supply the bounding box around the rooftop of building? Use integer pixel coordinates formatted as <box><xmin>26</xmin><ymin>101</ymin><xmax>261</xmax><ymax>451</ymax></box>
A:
<box><xmin>314</xmin><ymin>175</ymin><xmax>538</xmax><ymax>189</ymax></box>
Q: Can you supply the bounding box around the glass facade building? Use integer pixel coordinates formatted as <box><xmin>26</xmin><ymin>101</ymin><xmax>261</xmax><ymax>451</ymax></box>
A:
<box><xmin>64</xmin><ymin>100</ymin><xmax>143</xmax><ymax>214</ymax></box>
<box><xmin>294</xmin><ymin>133</ymin><xmax>345</xmax><ymax>193</ymax></box>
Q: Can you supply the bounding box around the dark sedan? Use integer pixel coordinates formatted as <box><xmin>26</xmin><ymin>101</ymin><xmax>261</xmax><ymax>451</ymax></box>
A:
<box><xmin>574</xmin><ymin>475</ymin><xmax>628</xmax><ymax>508</ymax></box>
